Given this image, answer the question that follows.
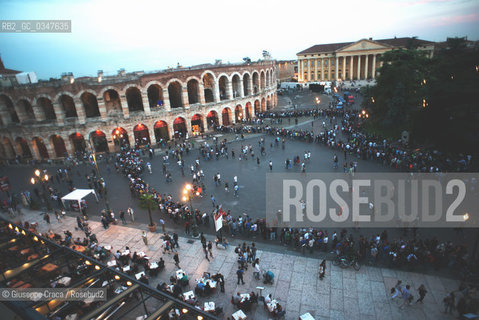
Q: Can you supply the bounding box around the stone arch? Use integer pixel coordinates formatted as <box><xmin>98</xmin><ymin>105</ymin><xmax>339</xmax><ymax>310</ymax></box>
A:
<box><xmin>17</xmin><ymin>98</ymin><xmax>35</xmax><ymax>122</ymax></box>
<box><xmin>191</xmin><ymin>113</ymin><xmax>204</xmax><ymax>135</ymax></box>
<box><xmin>202</xmin><ymin>72</ymin><xmax>216</xmax><ymax>103</ymax></box>
<box><xmin>206</xmin><ymin>110</ymin><xmax>219</xmax><ymax>128</ymax></box>
<box><xmin>245</xmin><ymin>102</ymin><xmax>253</xmax><ymax>119</ymax></box>
<box><xmin>231</xmin><ymin>73</ymin><xmax>242</xmax><ymax>98</ymax></box>
<box><xmin>32</xmin><ymin>137</ymin><xmax>49</xmax><ymax>159</ymax></box>
<box><xmin>260</xmin><ymin>70</ymin><xmax>266</xmax><ymax>90</ymax></box>
<box><xmin>133</xmin><ymin>123</ymin><xmax>150</xmax><ymax>146</ymax></box>
<box><xmin>90</xmin><ymin>130</ymin><xmax>109</xmax><ymax>153</ymax></box>
<box><xmin>261</xmin><ymin>98</ymin><xmax>266</xmax><ymax>112</ymax></box>
<box><xmin>166</xmin><ymin>80</ymin><xmax>183</xmax><ymax>108</ymax></box>
<box><xmin>222</xmin><ymin>107</ymin><xmax>232</xmax><ymax>126</ymax></box>
<box><xmin>254</xmin><ymin>99</ymin><xmax>261</xmax><ymax>114</ymax></box>
<box><xmin>79</xmin><ymin>91</ymin><xmax>100</xmax><ymax>118</ymax></box>
<box><xmin>252</xmin><ymin>71</ymin><xmax>259</xmax><ymax>94</ymax></box>
<box><xmin>173</xmin><ymin>117</ymin><xmax>187</xmax><ymax>139</ymax></box>
<box><xmin>235</xmin><ymin>105</ymin><xmax>243</xmax><ymax>122</ymax></box>
<box><xmin>56</xmin><ymin>93</ymin><xmax>77</xmax><ymax>118</ymax></box>
<box><xmin>125</xmin><ymin>86</ymin><xmax>144</xmax><ymax>112</ymax></box>
<box><xmin>242</xmin><ymin>72</ymin><xmax>251</xmax><ymax>96</ymax></box>
<box><xmin>36</xmin><ymin>96</ymin><xmax>56</xmax><ymax>121</ymax></box>
<box><xmin>266</xmin><ymin>70</ymin><xmax>270</xmax><ymax>87</ymax></box>
<box><xmin>146</xmin><ymin>83</ymin><xmax>164</xmax><ymax>109</ymax></box>
<box><xmin>267</xmin><ymin>95</ymin><xmax>272</xmax><ymax>110</ymax></box>
<box><xmin>15</xmin><ymin>137</ymin><xmax>32</xmax><ymax>158</ymax></box>
<box><xmin>0</xmin><ymin>94</ymin><xmax>19</xmax><ymax>123</ymax></box>
<box><xmin>154</xmin><ymin>120</ymin><xmax>169</xmax><ymax>142</ymax></box>
<box><xmin>50</xmin><ymin>134</ymin><xmax>67</xmax><ymax>158</ymax></box>
<box><xmin>69</xmin><ymin>132</ymin><xmax>86</xmax><ymax>153</ymax></box>
<box><xmin>112</xmin><ymin>127</ymin><xmax>129</xmax><ymax>148</ymax></box>
<box><xmin>2</xmin><ymin>137</ymin><xmax>16</xmax><ymax>158</ymax></box>
<box><xmin>186</xmin><ymin>78</ymin><xmax>200</xmax><ymax>105</ymax></box>
<box><xmin>217</xmin><ymin>74</ymin><xmax>229</xmax><ymax>101</ymax></box>
<box><xmin>102</xmin><ymin>87</ymin><xmax>122</xmax><ymax>114</ymax></box>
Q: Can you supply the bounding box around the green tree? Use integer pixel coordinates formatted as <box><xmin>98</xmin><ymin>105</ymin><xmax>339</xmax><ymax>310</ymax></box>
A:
<box><xmin>139</xmin><ymin>193</ymin><xmax>156</xmax><ymax>227</ymax></box>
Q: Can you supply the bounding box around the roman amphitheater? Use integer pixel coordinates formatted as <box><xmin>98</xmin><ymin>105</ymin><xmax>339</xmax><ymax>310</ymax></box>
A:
<box><xmin>0</xmin><ymin>61</ymin><xmax>277</xmax><ymax>160</ymax></box>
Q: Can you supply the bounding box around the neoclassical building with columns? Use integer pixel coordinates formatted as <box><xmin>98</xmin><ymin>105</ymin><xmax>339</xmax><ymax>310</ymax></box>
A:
<box><xmin>0</xmin><ymin>61</ymin><xmax>277</xmax><ymax>160</ymax></box>
<box><xmin>297</xmin><ymin>37</ymin><xmax>435</xmax><ymax>82</ymax></box>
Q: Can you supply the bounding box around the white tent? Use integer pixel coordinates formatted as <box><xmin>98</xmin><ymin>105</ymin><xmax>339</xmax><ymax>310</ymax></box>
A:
<box><xmin>61</xmin><ymin>189</ymin><xmax>98</xmax><ymax>210</ymax></box>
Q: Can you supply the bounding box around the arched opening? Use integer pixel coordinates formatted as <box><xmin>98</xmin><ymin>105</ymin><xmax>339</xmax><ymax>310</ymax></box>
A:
<box><xmin>266</xmin><ymin>70</ymin><xmax>270</xmax><ymax>87</ymax></box>
<box><xmin>3</xmin><ymin>138</ymin><xmax>15</xmax><ymax>158</ymax></box>
<box><xmin>133</xmin><ymin>123</ymin><xmax>150</xmax><ymax>146</ymax></box>
<box><xmin>267</xmin><ymin>96</ymin><xmax>272</xmax><ymax>110</ymax></box>
<box><xmin>51</xmin><ymin>135</ymin><xmax>67</xmax><ymax>158</ymax></box>
<box><xmin>173</xmin><ymin>117</ymin><xmax>187</xmax><ymax>139</ymax></box>
<box><xmin>80</xmin><ymin>92</ymin><xmax>100</xmax><ymax>118</ymax></box>
<box><xmin>254</xmin><ymin>100</ymin><xmax>260</xmax><ymax>114</ymax></box>
<box><xmin>70</xmin><ymin>133</ymin><xmax>86</xmax><ymax>154</ymax></box>
<box><xmin>154</xmin><ymin>121</ymin><xmax>169</xmax><ymax>143</ymax></box>
<box><xmin>260</xmin><ymin>71</ymin><xmax>265</xmax><ymax>90</ymax></box>
<box><xmin>90</xmin><ymin>130</ymin><xmax>108</xmax><ymax>153</ymax></box>
<box><xmin>261</xmin><ymin>98</ymin><xmax>266</xmax><ymax>112</ymax></box>
<box><xmin>218</xmin><ymin>76</ymin><xmax>228</xmax><ymax>100</ymax></box>
<box><xmin>222</xmin><ymin>108</ymin><xmax>232</xmax><ymax>126</ymax></box>
<box><xmin>33</xmin><ymin>137</ymin><xmax>49</xmax><ymax>159</ymax></box>
<box><xmin>191</xmin><ymin>114</ymin><xmax>204</xmax><ymax>136</ymax></box>
<box><xmin>15</xmin><ymin>137</ymin><xmax>32</xmax><ymax>158</ymax></box>
<box><xmin>245</xmin><ymin>102</ymin><xmax>252</xmax><ymax>119</ymax></box>
<box><xmin>207</xmin><ymin>110</ymin><xmax>219</xmax><ymax>128</ymax></box>
<box><xmin>59</xmin><ymin>94</ymin><xmax>77</xmax><ymax>118</ymax></box>
<box><xmin>235</xmin><ymin>105</ymin><xmax>243</xmax><ymax>122</ymax></box>
<box><xmin>203</xmin><ymin>73</ymin><xmax>215</xmax><ymax>103</ymax></box>
<box><xmin>126</xmin><ymin>87</ymin><xmax>144</xmax><ymax>112</ymax></box>
<box><xmin>252</xmin><ymin>72</ymin><xmax>259</xmax><ymax>94</ymax></box>
<box><xmin>103</xmin><ymin>89</ymin><xmax>122</xmax><ymax>114</ymax></box>
<box><xmin>0</xmin><ymin>94</ymin><xmax>19</xmax><ymax>123</ymax></box>
<box><xmin>37</xmin><ymin>97</ymin><xmax>56</xmax><ymax>121</ymax></box>
<box><xmin>112</xmin><ymin>127</ymin><xmax>129</xmax><ymax>149</ymax></box>
<box><xmin>18</xmin><ymin>99</ymin><xmax>35</xmax><ymax>122</ymax></box>
<box><xmin>243</xmin><ymin>73</ymin><xmax>251</xmax><ymax>96</ymax></box>
<box><xmin>147</xmin><ymin>85</ymin><xmax>163</xmax><ymax>110</ymax></box>
<box><xmin>232</xmin><ymin>75</ymin><xmax>241</xmax><ymax>98</ymax></box>
<box><xmin>187</xmin><ymin>79</ymin><xmax>200</xmax><ymax>104</ymax></box>
<box><xmin>168</xmin><ymin>81</ymin><xmax>183</xmax><ymax>108</ymax></box>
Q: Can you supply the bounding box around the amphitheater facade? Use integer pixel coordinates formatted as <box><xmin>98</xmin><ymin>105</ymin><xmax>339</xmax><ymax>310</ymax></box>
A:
<box><xmin>0</xmin><ymin>61</ymin><xmax>277</xmax><ymax>160</ymax></box>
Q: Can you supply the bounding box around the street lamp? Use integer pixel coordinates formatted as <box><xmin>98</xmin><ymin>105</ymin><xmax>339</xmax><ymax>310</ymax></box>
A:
<box><xmin>31</xmin><ymin>169</ymin><xmax>51</xmax><ymax>210</ymax></box>
<box><xmin>182</xmin><ymin>183</ymin><xmax>199</xmax><ymax>237</ymax></box>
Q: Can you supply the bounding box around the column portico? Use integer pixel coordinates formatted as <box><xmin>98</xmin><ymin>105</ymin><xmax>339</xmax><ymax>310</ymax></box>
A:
<box><xmin>307</xmin><ymin>58</ymin><xmax>311</xmax><ymax>82</ymax></box>
<box><xmin>357</xmin><ymin>55</ymin><xmax>361</xmax><ymax>80</ymax></box>
<box><xmin>342</xmin><ymin>56</ymin><xmax>346</xmax><ymax>80</ymax></box>
<box><xmin>335</xmin><ymin>57</ymin><xmax>339</xmax><ymax>80</ymax></box>
<box><xmin>365</xmin><ymin>55</ymin><xmax>369</xmax><ymax>79</ymax></box>
<box><xmin>314</xmin><ymin>59</ymin><xmax>318</xmax><ymax>81</ymax></box>
<box><xmin>328</xmin><ymin>58</ymin><xmax>331</xmax><ymax>80</ymax></box>
<box><xmin>349</xmin><ymin>56</ymin><xmax>353</xmax><ymax>80</ymax></box>
<box><xmin>372</xmin><ymin>54</ymin><xmax>377</xmax><ymax>79</ymax></box>
<box><xmin>321</xmin><ymin>58</ymin><xmax>324</xmax><ymax>81</ymax></box>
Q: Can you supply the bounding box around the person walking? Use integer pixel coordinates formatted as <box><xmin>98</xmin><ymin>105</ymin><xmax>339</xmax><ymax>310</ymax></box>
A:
<box><xmin>443</xmin><ymin>291</ymin><xmax>455</xmax><ymax>314</ymax></box>
<box><xmin>142</xmin><ymin>231</ymin><xmax>148</xmax><ymax>246</ymax></box>
<box><xmin>207</xmin><ymin>241</ymin><xmax>214</xmax><ymax>259</ymax></box>
<box><xmin>416</xmin><ymin>284</ymin><xmax>427</xmax><ymax>303</ymax></box>
<box><xmin>43</xmin><ymin>212</ymin><xmax>51</xmax><ymax>225</ymax></box>
<box><xmin>399</xmin><ymin>285</ymin><xmax>412</xmax><ymax>309</ymax></box>
<box><xmin>391</xmin><ymin>280</ymin><xmax>402</xmax><ymax>300</ymax></box>
<box><xmin>236</xmin><ymin>266</ymin><xmax>245</xmax><ymax>285</ymax></box>
<box><xmin>253</xmin><ymin>258</ymin><xmax>261</xmax><ymax>280</ymax></box>
<box><xmin>119</xmin><ymin>210</ymin><xmax>126</xmax><ymax>225</ymax></box>
<box><xmin>269</xmin><ymin>160</ymin><xmax>273</xmax><ymax>171</ymax></box>
<box><xmin>319</xmin><ymin>260</ymin><xmax>326</xmax><ymax>280</ymax></box>
<box><xmin>173</xmin><ymin>252</ymin><xmax>180</xmax><ymax>268</ymax></box>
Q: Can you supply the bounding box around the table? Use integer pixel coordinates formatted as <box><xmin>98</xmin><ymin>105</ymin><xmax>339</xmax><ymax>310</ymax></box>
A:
<box><xmin>204</xmin><ymin>302</ymin><xmax>215</xmax><ymax>312</ymax></box>
<box><xmin>299</xmin><ymin>312</ymin><xmax>315</xmax><ymax>320</ymax></box>
<box><xmin>196</xmin><ymin>278</ymin><xmax>217</xmax><ymax>288</ymax></box>
<box><xmin>103</xmin><ymin>245</ymin><xmax>112</xmax><ymax>251</ymax></box>
<box><xmin>121</xmin><ymin>250</ymin><xmax>130</xmax><ymax>256</ymax></box>
<box><xmin>182</xmin><ymin>290</ymin><xmax>195</xmax><ymax>301</ymax></box>
<box><xmin>166</xmin><ymin>285</ymin><xmax>174</xmax><ymax>293</ymax></box>
<box><xmin>114</xmin><ymin>286</ymin><xmax>127</xmax><ymax>294</ymax></box>
<box><xmin>20</xmin><ymin>248</ymin><xmax>31</xmax><ymax>255</ymax></box>
<box><xmin>240</xmin><ymin>293</ymin><xmax>250</xmax><ymax>303</ymax></box>
<box><xmin>176</xmin><ymin>269</ymin><xmax>186</xmax><ymax>280</ymax></box>
<box><xmin>8</xmin><ymin>245</ymin><xmax>19</xmax><ymax>251</ymax></box>
<box><xmin>232</xmin><ymin>310</ymin><xmax>247</xmax><ymax>320</ymax></box>
<box><xmin>41</xmin><ymin>263</ymin><xmax>59</xmax><ymax>273</ymax></box>
<box><xmin>71</xmin><ymin>245</ymin><xmax>86</xmax><ymax>253</ymax></box>
<box><xmin>150</xmin><ymin>262</ymin><xmax>158</xmax><ymax>269</ymax></box>
<box><xmin>107</xmin><ymin>260</ymin><xmax>117</xmax><ymax>267</ymax></box>
<box><xmin>122</xmin><ymin>265</ymin><xmax>131</xmax><ymax>272</ymax></box>
<box><xmin>57</xmin><ymin>276</ymin><xmax>71</xmax><ymax>286</ymax></box>
<box><xmin>135</xmin><ymin>271</ymin><xmax>146</xmax><ymax>280</ymax></box>
<box><xmin>27</xmin><ymin>254</ymin><xmax>39</xmax><ymax>261</ymax></box>
<box><xmin>137</xmin><ymin>251</ymin><xmax>146</xmax><ymax>258</ymax></box>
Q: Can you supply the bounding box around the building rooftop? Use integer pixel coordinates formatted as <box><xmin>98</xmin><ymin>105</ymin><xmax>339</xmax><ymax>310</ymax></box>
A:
<box><xmin>0</xmin><ymin>56</ymin><xmax>21</xmax><ymax>75</ymax></box>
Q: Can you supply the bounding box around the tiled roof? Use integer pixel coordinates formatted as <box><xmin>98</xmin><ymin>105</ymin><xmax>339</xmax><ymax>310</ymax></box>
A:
<box><xmin>297</xmin><ymin>37</ymin><xmax>435</xmax><ymax>55</ymax></box>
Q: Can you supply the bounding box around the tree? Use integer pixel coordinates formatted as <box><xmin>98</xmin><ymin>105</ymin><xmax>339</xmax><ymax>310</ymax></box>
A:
<box><xmin>139</xmin><ymin>193</ymin><xmax>156</xmax><ymax>227</ymax></box>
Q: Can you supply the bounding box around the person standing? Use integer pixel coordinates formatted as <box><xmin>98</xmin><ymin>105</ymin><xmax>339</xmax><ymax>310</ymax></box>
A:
<box><xmin>217</xmin><ymin>273</ymin><xmax>225</xmax><ymax>292</ymax></box>
<box><xmin>269</xmin><ymin>161</ymin><xmax>273</xmax><ymax>171</ymax></box>
<box><xmin>43</xmin><ymin>212</ymin><xmax>51</xmax><ymax>225</ymax></box>
<box><xmin>416</xmin><ymin>284</ymin><xmax>427</xmax><ymax>303</ymax></box>
<box><xmin>207</xmin><ymin>241</ymin><xmax>214</xmax><ymax>259</ymax></box>
<box><xmin>119</xmin><ymin>210</ymin><xmax>126</xmax><ymax>225</ymax></box>
<box><xmin>159</xmin><ymin>218</ymin><xmax>166</xmax><ymax>232</ymax></box>
<box><xmin>142</xmin><ymin>231</ymin><xmax>148</xmax><ymax>246</ymax></box>
<box><xmin>173</xmin><ymin>252</ymin><xmax>180</xmax><ymax>268</ymax></box>
<box><xmin>236</xmin><ymin>266</ymin><xmax>245</xmax><ymax>285</ymax></box>
<box><xmin>127</xmin><ymin>207</ymin><xmax>135</xmax><ymax>222</ymax></box>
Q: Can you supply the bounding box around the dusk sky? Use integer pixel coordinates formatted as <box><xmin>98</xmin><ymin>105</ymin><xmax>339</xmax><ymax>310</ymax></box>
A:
<box><xmin>1</xmin><ymin>0</ymin><xmax>478</xmax><ymax>80</ymax></box>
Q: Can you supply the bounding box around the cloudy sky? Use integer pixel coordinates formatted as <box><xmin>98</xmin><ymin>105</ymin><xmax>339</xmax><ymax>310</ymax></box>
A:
<box><xmin>1</xmin><ymin>0</ymin><xmax>478</xmax><ymax>79</ymax></box>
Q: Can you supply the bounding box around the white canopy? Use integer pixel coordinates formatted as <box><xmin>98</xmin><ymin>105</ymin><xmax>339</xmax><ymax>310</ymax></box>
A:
<box><xmin>61</xmin><ymin>189</ymin><xmax>98</xmax><ymax>209</ymax></box>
